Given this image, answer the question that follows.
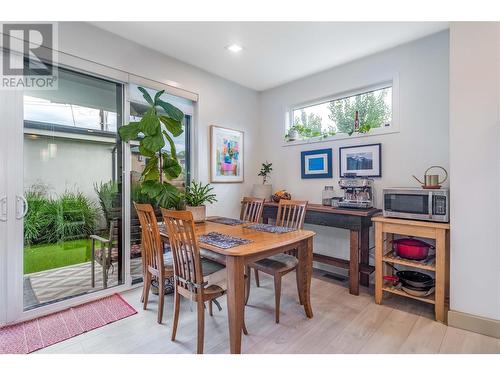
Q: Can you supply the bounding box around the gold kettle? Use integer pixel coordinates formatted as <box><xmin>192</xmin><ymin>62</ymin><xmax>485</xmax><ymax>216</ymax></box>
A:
<box><xmin>412</xmin><ymin>166</ymin><xmax>448</xmax><ymax>189</ymax></box>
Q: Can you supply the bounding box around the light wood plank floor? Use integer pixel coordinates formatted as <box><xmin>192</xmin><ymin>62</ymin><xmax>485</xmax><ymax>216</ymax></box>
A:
<box><xmin>37</xmin><ymin>270</ymin><xmax>500</xmax><ymax>354</ymax></box>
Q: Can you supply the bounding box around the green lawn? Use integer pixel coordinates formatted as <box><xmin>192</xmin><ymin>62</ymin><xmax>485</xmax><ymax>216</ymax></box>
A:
<box><xmin>24</xmin><ymin>239</ymin><xmax>93</xmax><ymax>274</ymax></box>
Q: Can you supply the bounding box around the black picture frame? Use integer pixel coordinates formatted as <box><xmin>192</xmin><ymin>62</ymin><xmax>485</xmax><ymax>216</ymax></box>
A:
<box><xmin>339</xmin><ymin>143</ymin><xmax>382</xmax><ymax>178</ymax></box>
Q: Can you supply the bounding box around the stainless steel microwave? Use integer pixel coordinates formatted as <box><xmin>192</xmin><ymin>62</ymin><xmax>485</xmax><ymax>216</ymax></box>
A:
<box><xmin>383</xmin><ymin>188</ymin><xmax>449</xmax><ymax>222</ymax></box>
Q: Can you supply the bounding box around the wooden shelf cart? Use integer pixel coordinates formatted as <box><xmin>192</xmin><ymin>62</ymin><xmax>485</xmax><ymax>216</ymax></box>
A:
<box><xmin>372</xmin><ymin>216</ymin><xmax>450</xmax><ymax>323</ymax></box>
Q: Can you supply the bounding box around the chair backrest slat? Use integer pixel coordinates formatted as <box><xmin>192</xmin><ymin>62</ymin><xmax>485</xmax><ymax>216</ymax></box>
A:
<box><xmin>276</xmin><ymin>200</ymin><xmax>308</xmax><ymax>230</ymax></box>
<box><xmin>240</xmin><ymin>197</ymin><xmax>265</xmax><ymax>223</ymax></box>
<box><xmin>134</xmin><ymin>203</ymin><xmax>164</xmax><ymax>274</ymax></box>
<box><xmin>161</xmin><ymin>209</ymin><xmax>204</xmax><ymax>291</ymax></box>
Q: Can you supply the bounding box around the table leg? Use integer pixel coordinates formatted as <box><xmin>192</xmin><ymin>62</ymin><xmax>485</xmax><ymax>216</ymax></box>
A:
<box><xmin>297</xmin><ymin>237</ymin><xmax>313</xmax><ymax>318</ymax></box>
<box><xmin>359</xmin><ymin>227</ymin><xmax>370</xmax><ymax>287</ymax></box>
<box><xmin>226</xmin><ymin>255</ymin><xmax>245</xmax><ymax>354</ymax></box>
<box><xmin>374</xmin><ymin>223</ymin><xmax>383</xmax><ymax>304</ymax></box>
<box><xmin>349</xmin><ymin>230</ymin><xmax>360</xmax><ymax>295</ymax></box>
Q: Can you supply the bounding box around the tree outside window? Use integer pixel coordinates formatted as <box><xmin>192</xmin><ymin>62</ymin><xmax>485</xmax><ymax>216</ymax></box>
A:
<box><xmin>288</xmin><ymin>86</ymin><xmax>392</xmax><ymax>140</ymax></box>
<box><xmin>328</xmin><ymin>88</ymin><xmax>391</xmax><ymax>135</ymax></box>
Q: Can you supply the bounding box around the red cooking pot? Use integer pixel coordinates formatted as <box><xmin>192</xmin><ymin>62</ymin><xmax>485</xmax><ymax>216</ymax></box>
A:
<box><xmin>392</xmin><ymin>238</ymin><xmax>434</xmax><ymax>260</ymax></box>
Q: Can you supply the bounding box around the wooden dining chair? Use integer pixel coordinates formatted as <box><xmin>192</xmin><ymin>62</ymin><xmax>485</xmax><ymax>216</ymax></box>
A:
<box><xmin>240</xmin><ymin>197</ymin><xmax>265</xmax><ymax>287</ymax></box>
<box><xmin>240</xmin><ymin>196</ymin><xmax>265</xmax><ymax>223</ymax></box>
<box><xmin>246</xmin><ymin>199</ymin><xmax>308</xmax><ymax>323</ymax></box>
<box><xmin>134</xmin><ymin>202</ymin><xmax>174</xmax><ymax>324</ymax></box>
<box><xmin>161</xmin><ymin>208</ymin><xmax>247</xmax><ymax>354</ymax></box>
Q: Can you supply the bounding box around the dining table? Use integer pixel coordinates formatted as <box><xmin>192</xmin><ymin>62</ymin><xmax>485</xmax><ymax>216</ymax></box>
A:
<box><xmin>159</xmin><ymin>217</ymin><xmax>316</xmax><ymax>354</ymax></box>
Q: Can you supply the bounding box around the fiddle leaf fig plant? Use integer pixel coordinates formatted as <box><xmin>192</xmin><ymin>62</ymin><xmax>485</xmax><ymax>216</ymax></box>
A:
<box><xmin>119</xmin><ymin>87</ymin><xmax>184</xmax><ymax>208</ymax></box>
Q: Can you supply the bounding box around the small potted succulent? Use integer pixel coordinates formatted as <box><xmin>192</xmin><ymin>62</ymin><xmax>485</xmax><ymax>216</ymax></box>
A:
<box><xmin>252</xmin><ymin>161</ymin><xmax>273</xmax><ymax>200</ymax></box>
<box><xmin>183</xmin><ymin>181</ymin><xmax>217</xmax><ymax>222</ymax></box>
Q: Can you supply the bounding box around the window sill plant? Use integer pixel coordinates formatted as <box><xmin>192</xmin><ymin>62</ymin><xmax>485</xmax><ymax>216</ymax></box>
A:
<box><xmin>183</xmin><ymin>181</ymin><xmax>217</xmax><ymax>222</ymax></box>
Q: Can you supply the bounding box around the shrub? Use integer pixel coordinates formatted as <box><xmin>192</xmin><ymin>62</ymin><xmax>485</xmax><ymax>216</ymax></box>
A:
<box><xmin>24</xmin><ymin>190</ymin><xmax>51</xmax><ymax>246</ymax></box>
<box><xmin>24</xmin><ymin>189</ymin><xmax>99</xmax><ymax>245</ymax></box>
<box><xmin>94</xmin><ymin>181</ymin><xmax>119</xmax><ymax>224</ymax></box>
<box><xmin>52</xmin><ymin>192</ymin><xmax>98</xmax><ymax>243</ymax></box>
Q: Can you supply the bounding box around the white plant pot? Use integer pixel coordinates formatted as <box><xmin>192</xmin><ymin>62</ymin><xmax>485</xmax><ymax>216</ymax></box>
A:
<box><xmin>252</xmin><ymin>184</ymin><xmax>272</xmax><ymax>201</ymax></box>
<box><xmin>186</xmin><ymin>205</ymin><xmax>206</xmax><ymax>223</ymax></box>
<box><xmin>288</xmin><ymin>130</ymin><xmax>298</xmax><ymax>141</ymax></box>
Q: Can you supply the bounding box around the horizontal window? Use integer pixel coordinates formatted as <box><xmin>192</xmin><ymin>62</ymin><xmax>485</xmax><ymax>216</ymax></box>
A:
<box><xmin>24</xmin><ymin>67</ymin><xmax>120</xmax><ymax>133</ymax></box>
<box><xmin>286</xmin><ymin>85</ymin><xmax>392</xmax><ymax>142</ymax></box>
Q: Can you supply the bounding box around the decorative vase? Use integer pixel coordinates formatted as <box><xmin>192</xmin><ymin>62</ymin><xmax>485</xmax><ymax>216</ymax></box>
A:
<box><xmin>186</xmin><ymin>205</ymin><xmax>206</xmax><ymax>223</ymax></box>
<box><xmin>252</xmin><ymin>184</ymin><xmax>272</xmax><ymax>200</ymax></box>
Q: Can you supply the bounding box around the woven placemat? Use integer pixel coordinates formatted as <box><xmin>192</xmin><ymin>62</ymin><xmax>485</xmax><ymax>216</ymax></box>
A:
<box><xmin>198</xmin><ymin>232</ymin><xmax>252</xmax><ymax>249</ymax></box>
<box><xmin>245</xmin><ymin>223</ymin><xmax>297</xmax><ymax>234</ymax></box>
<box><xmin>207</xmin><ymin>217</ymin><xmax>246</xmax><ymax>226</ymax></box>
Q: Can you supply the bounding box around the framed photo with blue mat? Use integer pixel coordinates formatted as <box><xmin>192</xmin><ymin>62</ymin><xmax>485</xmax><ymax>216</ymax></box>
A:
<box><xmin>301</xmin><ymin>148</ymin><xmax>332</xmax><ymax>179</ymax></box>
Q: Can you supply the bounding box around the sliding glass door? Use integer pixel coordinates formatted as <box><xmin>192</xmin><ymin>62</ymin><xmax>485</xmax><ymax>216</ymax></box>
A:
<box><xmin>0</xmin><ymin>88</ymin><xmax>20</xmax><ymax>325</ymax></box>
<box><xmin>1</xmin><ymin>64</ymin><xmax>196</xmax><ymax>324</ymax></box>
<box><xmin>19</xmin><ymin>66</ymin><xmax>125</xmax><ymax>311</ymax></box>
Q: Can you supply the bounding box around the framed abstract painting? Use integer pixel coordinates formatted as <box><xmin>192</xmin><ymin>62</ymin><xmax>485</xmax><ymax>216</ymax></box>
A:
<box><xmin>210</xmin><ymin>125</ymin><xmax>244</xmax><ymax>183</ymax></box>
<box><xmin>301</xmin><ymin>148</ymin><xmax>333</xmax><ymax>179</ymax></box>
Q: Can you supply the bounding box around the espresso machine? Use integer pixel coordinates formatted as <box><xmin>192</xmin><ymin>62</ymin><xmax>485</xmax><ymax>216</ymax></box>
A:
<box><xmin>337</xmin><ymin>174</ymin><xmax>374</xmax><ymax>209</ymax></box>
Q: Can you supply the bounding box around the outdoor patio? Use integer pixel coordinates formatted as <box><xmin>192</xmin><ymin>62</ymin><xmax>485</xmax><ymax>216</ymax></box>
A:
<box><xmin>23</xmin><ymin>258</ymin><xmax>144</xmax><ymax>310</ymax></box>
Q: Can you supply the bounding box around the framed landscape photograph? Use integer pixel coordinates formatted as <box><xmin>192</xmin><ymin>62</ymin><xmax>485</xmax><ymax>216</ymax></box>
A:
<box><xmin>210</xmin><ymin>125</ymin><xmax>244</xmax><ymax>183</ymax></box>
<box><xmin>339</xmin><ymin>143</ymin><xmax>381</xmax><ymax>177</ymax></box>
<box><xmin>301</xmin><ymin>148</ymin><xmax>333</xmax><ymax>179</ymax></box>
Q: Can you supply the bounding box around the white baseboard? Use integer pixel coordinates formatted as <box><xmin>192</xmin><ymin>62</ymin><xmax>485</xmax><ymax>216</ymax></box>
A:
<box><xmin>448</xmin><ymin>310</ymin><xmax>500</xmax><ymax>339</ymax></box>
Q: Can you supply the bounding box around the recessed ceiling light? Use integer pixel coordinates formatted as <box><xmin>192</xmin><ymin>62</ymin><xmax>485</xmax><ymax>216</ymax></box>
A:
<box><xmin>226</xmin><ymin>44</ymin><xmax>243</xmax><ymax>53</ymax></box>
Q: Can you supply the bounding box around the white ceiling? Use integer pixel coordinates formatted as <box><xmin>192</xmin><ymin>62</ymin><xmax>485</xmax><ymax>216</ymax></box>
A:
<box><xmin>92</xmin><ymin>22</ymin><xmax>449</xmax><ymax>91</ymax></box>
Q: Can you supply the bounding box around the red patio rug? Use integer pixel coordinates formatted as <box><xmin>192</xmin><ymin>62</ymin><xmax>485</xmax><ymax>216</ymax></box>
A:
<box><xmin>0</xmin><ymin>293</ymin><xmax>137</xmax><ymax>354</ymax></box>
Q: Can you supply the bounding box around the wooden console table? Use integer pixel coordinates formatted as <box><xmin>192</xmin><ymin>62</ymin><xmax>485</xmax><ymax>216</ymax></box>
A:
<box><xmin>372</xmin><ymin>216</ymin><xmax>450</xmax><ymax>323</ymax></box>
<box><xmin>262</xmin><ymin>201</ymin><xmax>381</xmax><ymax>295</ymax></box>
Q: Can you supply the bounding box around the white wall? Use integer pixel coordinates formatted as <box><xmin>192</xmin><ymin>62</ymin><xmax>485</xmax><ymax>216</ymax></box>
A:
<box><xmin>449</xmin><ymin>22</ymin><xmax>500</xmax><ymax>320</ymax></box>
<box><xmin>23</xmin><ymin>136</ymin><xmax>114</xmax><ymax>200</ymax></box>
<box><xmin>259</xmin><ymin>31</ymin><xmax>450</xmax><ymax>264</ymax></box>
<box><xmin>56</xmin><ymin>22</ymin><xmax>261</xmax><ymax>218</ymax></box>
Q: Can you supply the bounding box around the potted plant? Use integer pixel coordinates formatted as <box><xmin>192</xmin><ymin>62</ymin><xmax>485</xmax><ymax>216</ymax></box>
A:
<box><xmin>285</xmin><ymin>125</ymin><xmax>300</xmax><ymax>141</ymax></box>
<box><xmin>183</xmin><ymin>181</ymin><xmax>217</xmax><ymax>222</ymax></box>
<box><xmin>252</xmin><ymin>161</ymin><xmax>273</xmax><ymax>200</ymax></box>
<box><xmin>118</xmin><ymin>87</ymin><xmax>184</xmax><ymax>209</ymax></box>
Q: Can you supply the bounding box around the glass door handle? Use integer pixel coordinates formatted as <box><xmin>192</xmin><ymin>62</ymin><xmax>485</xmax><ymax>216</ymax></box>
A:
<box><xmin>16</xmin><ymin>195</ymin><xmax>28</xmax><ymax>220</ymax></box>
<box><xmin>0</xmin><ymin>196</ymin><xmax>6</xmax><ymax>222</ymax></box>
